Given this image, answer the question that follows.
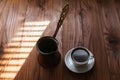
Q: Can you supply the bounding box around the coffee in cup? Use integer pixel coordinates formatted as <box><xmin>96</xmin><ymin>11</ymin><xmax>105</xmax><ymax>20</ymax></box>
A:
<box><xmin>71</xmin><ymin>47</ymin><xmax>93</xmax><ymax>66</ymax></box>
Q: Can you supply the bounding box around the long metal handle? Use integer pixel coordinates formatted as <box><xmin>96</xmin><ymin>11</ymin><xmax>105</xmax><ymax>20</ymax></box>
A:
<box><xmin>53</xmin><ymin>3</ymin><xmax>69</xmax><ymax>38</ymax></box>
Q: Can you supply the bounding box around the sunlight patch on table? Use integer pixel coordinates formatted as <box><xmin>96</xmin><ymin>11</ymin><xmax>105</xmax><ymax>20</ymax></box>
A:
<box><xmin>0</xmin><ymin>20</ymin><xmax>49</xmax><ymax>79</ymax></box>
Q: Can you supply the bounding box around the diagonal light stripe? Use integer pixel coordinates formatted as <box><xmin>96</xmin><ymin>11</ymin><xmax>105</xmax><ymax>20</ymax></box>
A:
<box><xmin>24</xmin><ymin>21</ymin><xmax>50</xmax><ymax>26</ymax></box>
<box><xmin>0</xmin><ymin>21</ymin><xmax>49</xmax><ymax>79</ymax></box>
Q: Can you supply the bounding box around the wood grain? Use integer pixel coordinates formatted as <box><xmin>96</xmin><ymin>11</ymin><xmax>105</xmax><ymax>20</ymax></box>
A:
<box><xmin>15</xmin><ymin>0</ymin><xmax>45</xmax><ymax>80</ymax></box>
<box><xmin>39</xmin><ymin>0</ymin><xmax>63</xmax><ymax>80</ymax></box>
<box><xmin>98</xmin><ymin>0</ymin><xmax>120</xmax><ymax>79</ymax></box>
<box><xmin>0</xmin><ymin>0</ymin><xmax>120</xmax><ymax>80</ymax></box>
<box><xmin>62</xmin><ymin>0</ymin><xmax>84</xmax><ymax>80</ymax></box>
<box><xmin>81</xmin><ymin>0</ymin><xmax>110</xmax><ymax>80</ymax></box>
<box><xmin>0</xmin><ymin>0</ymin><xmax>29</xmax><ymax>80</ymax></box>
<box><xmin>0</xmin><ymin>0</ymin><xmax>12</xmax><ymax>48</ymax></box>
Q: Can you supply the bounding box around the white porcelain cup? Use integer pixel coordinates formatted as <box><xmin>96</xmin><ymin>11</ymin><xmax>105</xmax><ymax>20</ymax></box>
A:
<box><xmin>71</xmin><ymin>47</ymin><xmax>93</xmax><ymax>67</ymax></box>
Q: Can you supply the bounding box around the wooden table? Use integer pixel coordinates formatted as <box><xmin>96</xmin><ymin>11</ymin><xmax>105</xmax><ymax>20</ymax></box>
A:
<box><xmin>0</xmin><ymin>0</ymin><xmax>120</xmax><ymax>80</ymax></box>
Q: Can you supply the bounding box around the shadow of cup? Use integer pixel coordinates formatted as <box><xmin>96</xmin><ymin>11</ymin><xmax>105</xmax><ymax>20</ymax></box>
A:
<box><xmin>36</xmin><ymin>36</ymin><xmax>61</xmax><ymax>68</ymax></box>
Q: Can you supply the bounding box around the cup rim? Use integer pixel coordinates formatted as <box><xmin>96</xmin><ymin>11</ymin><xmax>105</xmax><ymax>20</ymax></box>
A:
<box><xmin>36</xmin><ymin>36</ymin><xmax>58</xmax><ymax>55</ymax></box>
<box><xmin>71</xmin><ymin>47</ymin><xmax>90</xmax><ymax>65</ymax></box>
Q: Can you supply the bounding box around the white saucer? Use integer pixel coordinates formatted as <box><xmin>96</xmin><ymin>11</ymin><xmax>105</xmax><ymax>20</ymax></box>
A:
<box><xmin>65</xmin><ymin>48</ymin><xmax>95</xmax><ymax>73</ymax></box>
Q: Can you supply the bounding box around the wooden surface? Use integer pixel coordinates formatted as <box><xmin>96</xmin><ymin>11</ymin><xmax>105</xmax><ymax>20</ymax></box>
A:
<box><xmin>0</xmin><ymin>0</ymin><xmax>120</xmax><ymax>80</ymax></box>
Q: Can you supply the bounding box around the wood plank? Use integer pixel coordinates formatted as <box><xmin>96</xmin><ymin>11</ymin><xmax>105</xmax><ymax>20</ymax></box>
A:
<box><xmin>4</xmin><ymin>0</ymin><xmax>28</xmax><ymax>44</ymax></box>
<box><xmin>15</xmin><ymin>0</ymin><xmax>63</xmax><ymax>79</ymax></box>
<box><xmin>0</xmin><ymin>0</ymin><xmax>7</xmax><ymax>16</ymax></box>
<box><xmin>81</xmin><ymin>0</ymin><xmax>110</xmax><ymax>80</ymax></box>
<box><xmin>39</xmin><ymin>0</ymin><xmax>62</xmax><ymax>80</ymax></box>
<box><xmin>98</xmin><ymin>0</ymin><xmax>120</xmax><ymax>79</ymax></box>
<box><xmin>14</xmin><ymin>0</ymin><xmax>49</xmax><ymax>80</ymax></box>
<box><xmin>0</xmin><ymin>0</ymin><xmax>8</xmax><ymax>54</ymax></box>
<box><xmin>0</xmin><ymin>0</ymin><xmax>28</xmax><ymax>80</ymax></box>
<box><xmin>62</xmin><ymin>0</ymin><xmax>84</xmax><ymax>80</ymax></box>
<box><xmin>0</xmin><ymin>0</ymin><xmax>11</xmax><ymax>47</ymax></box>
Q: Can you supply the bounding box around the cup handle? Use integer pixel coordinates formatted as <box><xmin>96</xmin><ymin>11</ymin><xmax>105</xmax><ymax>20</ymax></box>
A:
<box><xmin>89</xmin><ymin>55</ymin><xmax>94</xmax><ymax>60</ymax></box>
